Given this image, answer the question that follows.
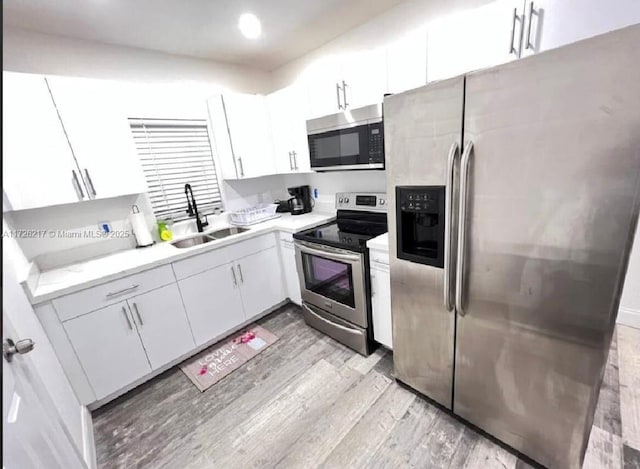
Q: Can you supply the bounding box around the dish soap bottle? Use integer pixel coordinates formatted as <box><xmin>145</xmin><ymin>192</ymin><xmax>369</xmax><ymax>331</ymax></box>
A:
<box><xmin>157</xmin><ymin>221</ymin><xmax>173</xmax><ymax>242</ymax></box>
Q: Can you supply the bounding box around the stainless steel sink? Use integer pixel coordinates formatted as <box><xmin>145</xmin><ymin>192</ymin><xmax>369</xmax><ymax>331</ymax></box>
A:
<box><xmin>209</xmin><ymin>227</ymin><xmax>249</xmax><ymax>239</ymax></box>
<box><xmin>171</xmin><ymin>234</ymin><xmax>217</xmax><ymax>249</ymax></box>
<box><xmin>170</xmin><ymin>227</ymin><xmax>249</xmax><ymax>248</ymax></box>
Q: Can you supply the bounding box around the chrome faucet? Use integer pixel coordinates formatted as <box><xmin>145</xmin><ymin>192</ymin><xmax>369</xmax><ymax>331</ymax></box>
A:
<box><xmin>184</xmin><ymin>183</ymin><xmax>208</xmax><ymax>233</ymax></box>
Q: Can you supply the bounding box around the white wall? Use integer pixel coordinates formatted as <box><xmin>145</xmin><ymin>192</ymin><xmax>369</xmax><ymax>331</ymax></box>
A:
<box><xmin>619</xmin><ymin>221</ymin><xmax>640</xmax><ymax>328</ymax></box>
<box><xmin>3</xmin><ymin>26</ymin><xmax>270</xmax><ymax>94</ymax></box>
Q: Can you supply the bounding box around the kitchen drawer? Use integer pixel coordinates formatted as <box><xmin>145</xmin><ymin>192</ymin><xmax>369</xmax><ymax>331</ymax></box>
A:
<box><xmin>225</xmin><ymin>233</ymin><xmax>277</xmax><ymax>261</ymax></box>
<box><xmin>369</xmin><ymin>249</ymin><xmax>389</xmax><ymax>269</ymax></box>
<box><xmin>172</xmin><ymin>244</ymin><xmax>231</xmax><ymax>280</ymax></box>
<box><xmin>279</xmin><ymin>232</ymin><xmax>294</xmax><ymax>243</ymax></box>
<box><xmin>52</xmin><ymin>264</ymin><xmax>176</xmax><ymax>321</ymax></box>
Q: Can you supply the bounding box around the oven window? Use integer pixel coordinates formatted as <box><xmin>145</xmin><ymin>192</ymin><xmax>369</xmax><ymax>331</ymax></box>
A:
<box><xmin>301</xmin><ymin>253</ymin><xmax>355</xmax><ymax>307</ymax></box>
<box><xmin>312</xmin><ymin>132</ymin><xmax>359</xmax><ymax>159</ymax></box>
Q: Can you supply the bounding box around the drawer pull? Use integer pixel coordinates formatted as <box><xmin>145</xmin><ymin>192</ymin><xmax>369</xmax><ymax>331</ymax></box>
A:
<box><xmin>105</xmin><ymin>284</ymin><xmax>140</xmax><ymax>298</ymax></box>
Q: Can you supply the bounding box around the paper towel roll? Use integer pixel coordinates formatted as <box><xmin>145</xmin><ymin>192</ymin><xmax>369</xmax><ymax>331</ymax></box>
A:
<box><xmin>130</xmin><ymin>207</ymin><xmax>153</xmax><ymax>247</ymax></box>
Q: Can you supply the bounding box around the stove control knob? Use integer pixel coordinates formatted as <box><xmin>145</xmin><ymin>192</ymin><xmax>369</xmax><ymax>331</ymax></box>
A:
<box><xmin>339</xmin><ymin>198</ymin><xmax>344</xmax><ymax>203</ymax></box>
<box><xmin>344</xmin><ymin>198</ymin><xmax>349</xmax><ymax>203</ymax></box>
<box><xmin>379</xmin><ymin>199</ymin><xmax>386</xmax><ymax>205</ymax></box>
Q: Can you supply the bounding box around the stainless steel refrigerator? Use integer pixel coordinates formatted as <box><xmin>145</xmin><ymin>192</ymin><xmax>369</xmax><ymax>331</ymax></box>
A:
<box><xmin>385</xmin><ymin>25</ymin><xmax>640</xmax><ymax>468</ymax></box>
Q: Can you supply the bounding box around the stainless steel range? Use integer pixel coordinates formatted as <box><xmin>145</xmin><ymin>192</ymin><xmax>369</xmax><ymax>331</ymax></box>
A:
<box><xmin>293</xmin><ymin>192</ymin><xmax>387</xmax><ymax>355</ymax></box>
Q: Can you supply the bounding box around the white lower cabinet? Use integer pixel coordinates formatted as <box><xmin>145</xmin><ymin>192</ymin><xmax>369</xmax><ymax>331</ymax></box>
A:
<box><xmin>128</xmin><ymin>284</ymin><xmax>195</xmax><ymax>370</ymax></box>
<box><xmin>236</xmin><ymin>246</ymin><xmax>286</xmax><ymax>319</ymax></box>
<box><xmin>178</xmin><ymin>264</ymin><xmax>245</xmax><ymax>346</ymax></box>
<box><xmin>63</xmin><ymin>302</ymin><xmax>152</xmax><ymax>400</ymax></box>
<box><xmin>280</xmin><ymin>237</ymin><xmax>302</xmax><ymax>305</ymax></box>
<box><xmin>370</xmin><ymin>253</ymin><xmax>392</xmax><ymax>349</ymax></box>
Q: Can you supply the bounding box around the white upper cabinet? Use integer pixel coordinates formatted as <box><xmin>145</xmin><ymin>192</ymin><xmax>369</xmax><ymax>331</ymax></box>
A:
<box><xmin>302</xmin><ymin>55</ymin><xmax>344</xmax><ymax>119</ymax></box>
<box><xmin>2</xmin><ymin>72</ymin><xmax>86</xmax><ymax>211</ymax></box>
<box><xmin>210</xmin><ymin>92</ymin><xmax>276</xmax><ymax>180</ymax></box>
<box><xmin>267</xmin><ymin>83</ymin><xmax>311</xmax><ymax>174</ymax></box>
<box><xmin>46</xmin><ymin>76</ymin><xmax>146</xmax><ymax>200</ymax></box>
<box><xmin>386</xmin><ymin>27</ymin><xmax>428</xmax><ymax>94</ymax></box>
<box><xmin>341</xmin><ymin>47</ymin><xmax>388</xmax><ymax>109</ymax></box>
<box><xmin>427</xmin><ymin>0</ymin><xmax>526</xmax><ymax>82</ymax></box>
<box><xmin>521</xmin><ymin>0</ymin><xmax>640</xmax><ymax>57</ymax></box>
<box><xmin>303</xmin><ymin>50</ymin><xmax>388</xmax><ymax>118</ymax></box>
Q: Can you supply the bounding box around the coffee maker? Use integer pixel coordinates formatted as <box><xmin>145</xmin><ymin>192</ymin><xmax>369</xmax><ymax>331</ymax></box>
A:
<box><xmin>288</xmin><ymin>185</ymin><xmax>313</xmax><ymax>215</ymax></box>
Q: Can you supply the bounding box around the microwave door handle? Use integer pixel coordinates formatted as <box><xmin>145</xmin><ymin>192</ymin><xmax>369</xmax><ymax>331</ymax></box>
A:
<box><xmin>455</xmin><ymin>141</ymin><xmax>474</xmax><ymax>317</ymax></box>
<box><xmin>444</xmin><ymin>141</ymin><xmax>459</xmax><ymax>312</ymax></box>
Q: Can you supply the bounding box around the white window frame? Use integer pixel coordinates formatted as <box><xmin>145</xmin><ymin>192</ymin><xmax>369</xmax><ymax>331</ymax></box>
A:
<box><xmin>129</xmin><ymin>117</ymin><xmax>224</xmax><ymax>222</ymax></box>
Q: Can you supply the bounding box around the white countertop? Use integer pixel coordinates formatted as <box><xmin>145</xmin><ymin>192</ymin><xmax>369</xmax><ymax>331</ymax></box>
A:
<box><xmin>367</xmin><ymin>232</ymin><xmax>389</xmax><ymax>252</ymax></box>
<box><xmin>26</xmin><ymin>212</ymin><xmax>335</xmax><ymax>304</ymax></box>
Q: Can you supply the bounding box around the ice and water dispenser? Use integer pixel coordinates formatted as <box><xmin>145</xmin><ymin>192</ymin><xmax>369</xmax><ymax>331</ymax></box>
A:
<box><xmin>396</xmin><ymin>186</ymin><xmax>446</xmax><ymax>268</ymax></box>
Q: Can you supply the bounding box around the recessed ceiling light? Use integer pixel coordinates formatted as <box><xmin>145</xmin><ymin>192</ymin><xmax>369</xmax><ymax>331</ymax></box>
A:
<box><xmin>238</xmin><ymin>13</ymin><xmax>262</xmax><ymax>39</ymax></box>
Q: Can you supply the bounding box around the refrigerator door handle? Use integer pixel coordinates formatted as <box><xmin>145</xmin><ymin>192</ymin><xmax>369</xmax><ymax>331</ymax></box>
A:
<box><xmin>455</xmin><ymin>141</ymin><xmax>474</xmax><ymax>317</ymax></box>
<box><xmin>444</xmin><ymin>141</ymin><xmax>459</xmax><ymax>312</ymax></box>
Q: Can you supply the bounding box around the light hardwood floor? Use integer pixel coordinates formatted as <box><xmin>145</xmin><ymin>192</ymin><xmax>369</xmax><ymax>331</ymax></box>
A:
<box><xmin>93</xmin><ymin>305</ymin><xmax>636</xmax><ymax>469</ymax></box>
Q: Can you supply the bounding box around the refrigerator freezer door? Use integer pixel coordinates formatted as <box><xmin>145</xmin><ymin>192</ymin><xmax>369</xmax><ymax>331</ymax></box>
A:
<box><xmin>385</xmin><ymin>76</ymin><xmax>464</xmax><ymax>408</ymax></box>
<box><xmin>456</xmin><ymin>25</ymin><xmax>640</xmax><ymax>468</ymax></box>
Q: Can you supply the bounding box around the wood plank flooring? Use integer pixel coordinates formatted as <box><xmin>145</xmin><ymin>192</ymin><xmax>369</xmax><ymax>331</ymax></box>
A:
<box><xmin>93</xmin><ymin>304</ymin><xmax>634</xmax><ymax>469</ymax></box>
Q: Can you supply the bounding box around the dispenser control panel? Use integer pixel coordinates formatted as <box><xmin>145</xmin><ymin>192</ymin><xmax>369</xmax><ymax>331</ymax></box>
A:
<box><xmin>396</xmin><ymin>185</ymin><xmax>445</xmax><ymax>268</ymax></box>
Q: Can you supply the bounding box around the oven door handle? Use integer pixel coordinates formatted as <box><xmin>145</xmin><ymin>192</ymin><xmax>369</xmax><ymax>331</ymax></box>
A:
<box><xmin>295</xmin><ymin>241</ymin><xmax>362</xmax><ymax>263</ymax></box>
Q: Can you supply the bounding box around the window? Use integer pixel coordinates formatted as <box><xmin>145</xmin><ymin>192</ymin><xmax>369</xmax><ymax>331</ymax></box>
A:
<box><xmin>129</xmin><ymin>118</ymin><xmax>223</xmax><ymax>221</ymax></box>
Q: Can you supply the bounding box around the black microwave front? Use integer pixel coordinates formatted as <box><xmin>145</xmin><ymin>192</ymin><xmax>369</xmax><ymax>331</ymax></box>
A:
<box><xmin>306</xmin><ymin>104</ymin><xmax>384</xmax><ymax>172</ymax></box>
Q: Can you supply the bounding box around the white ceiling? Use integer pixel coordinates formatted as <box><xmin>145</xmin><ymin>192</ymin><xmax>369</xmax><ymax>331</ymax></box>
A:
<box><xmin>3</xmin><ymin>0</ymin><xmax>406</xmax><ymax>70</ymax></box>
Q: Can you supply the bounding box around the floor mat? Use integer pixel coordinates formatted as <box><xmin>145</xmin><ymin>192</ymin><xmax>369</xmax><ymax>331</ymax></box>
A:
<box><xmin>180</xmin><ymin>325</ymin><xmax>278</xmax><ymax>392</ymax></box>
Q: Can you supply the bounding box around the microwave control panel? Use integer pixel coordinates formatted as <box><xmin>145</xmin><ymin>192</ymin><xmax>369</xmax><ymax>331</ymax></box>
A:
<box><xmin>368</xmin><ymin>122</ymin><xmax>384</xmax><ymax>163</ymax></box>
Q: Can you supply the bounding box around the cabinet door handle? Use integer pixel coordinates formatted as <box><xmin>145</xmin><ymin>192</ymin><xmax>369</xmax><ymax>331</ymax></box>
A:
<box><xmin>84</xmin><ymin>168</ymin><xmax>97</xmax><ymax>196</ymax></box>
<box><xmin>238</xmin><ymin>157</ymin><xmax>245</xmax><ymax>177</ymax></box>
<box><xmin>231</xmin><ymin>265</ymin><xmax>238</xmax><ymax>287</ymax></box>
<box><xmin>122</xmin><ymin>306</ymin><xmax>133</xmax><ymax>330</ymax></box>
<box><xmin>292</xmin><ymin>151</ymin><xmax>298</xmax><ymax>170</ymax></box>
<box><xmin>288</xmin><ymin>151</ymin><xmax>294</xmax><ymax>171</ymax></box>
<box><xmin>336</xmin><ymin>82</ymin><xmax>343</xmax><ymax>110</ymax></box>
<box><xmin>237</xmin><ymin>264</ymin><xmax>244</xmax><ymax>283</ymax></box>
<box><xmin>132</xmin><ymin>302</ymin><xmax>143</xmax><ymax>326</ymax></box>
<box><xmin>72</xmin><ymin>170</ymin><xmax>85</xmax><ymax>200</ymax></box>
<box><xmin>106</xmin><ymin>284</ymin><xmax>140</xmax><ymax>298</ymax></box>
<box><xmin>341</xmin><ymin>81</ymin><xmax>349</xmax><ymax>110</ymax></box>
<box><xmin>525</xmin><ymin>1</ymin><xmax>535</xmax><ymax>50</ymax></box>
<box><xmin>509</xmin><ymin>7</ymin><xmax>521</xmax><ymax>56</ymax></box>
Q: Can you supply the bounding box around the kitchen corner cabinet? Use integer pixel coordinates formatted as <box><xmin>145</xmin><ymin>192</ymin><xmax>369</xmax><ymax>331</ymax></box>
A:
<box><xmin>370</xmin><ymin>251</ymin><xmax>392</xmax><ymax>349</ymax></box>
<box><xmin>235</xmin><ymin>246</ymin><xmax>286</xmax><ymax>319</ymax></box>
<box><xmin>267</xmin><ymin>84</ymin><xmax>311</xmax><ymax>174</ymax></box>
<box><xmin>209</xmin><ymin>92</ymin><xmax>276</xmax><ymax>180</ymax></box>
<box><xmin>520</xmin><ymin>0</ymin><xmax>640</xmax><ymax>57</ymax></box>
<box><xmin>46</xmin><ymin>76</ymin><xmax>146</xmax><ymax>199</ymax></box>
<box><xmin>2</xmin><ymin>72</ymin><xmax>85</xmax><ymax>211</ymax></box>
<box><xmin>178</xmin><ymin>263</ymin><xmax>246</xmax><ymax>346</ymax></box>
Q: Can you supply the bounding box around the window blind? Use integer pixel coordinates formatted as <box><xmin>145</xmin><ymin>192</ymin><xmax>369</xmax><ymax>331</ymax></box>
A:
<box><xmin>129</xmin><ymin>118</ymin><xmax>223</xmax><ymax>221</ymax></box>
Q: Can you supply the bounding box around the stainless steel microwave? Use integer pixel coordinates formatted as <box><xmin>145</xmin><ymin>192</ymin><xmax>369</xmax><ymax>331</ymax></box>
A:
<box><xmin>306</xmin><ymin>103</ymin><xmax>384</xmax><ymax>171</ymax></box>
